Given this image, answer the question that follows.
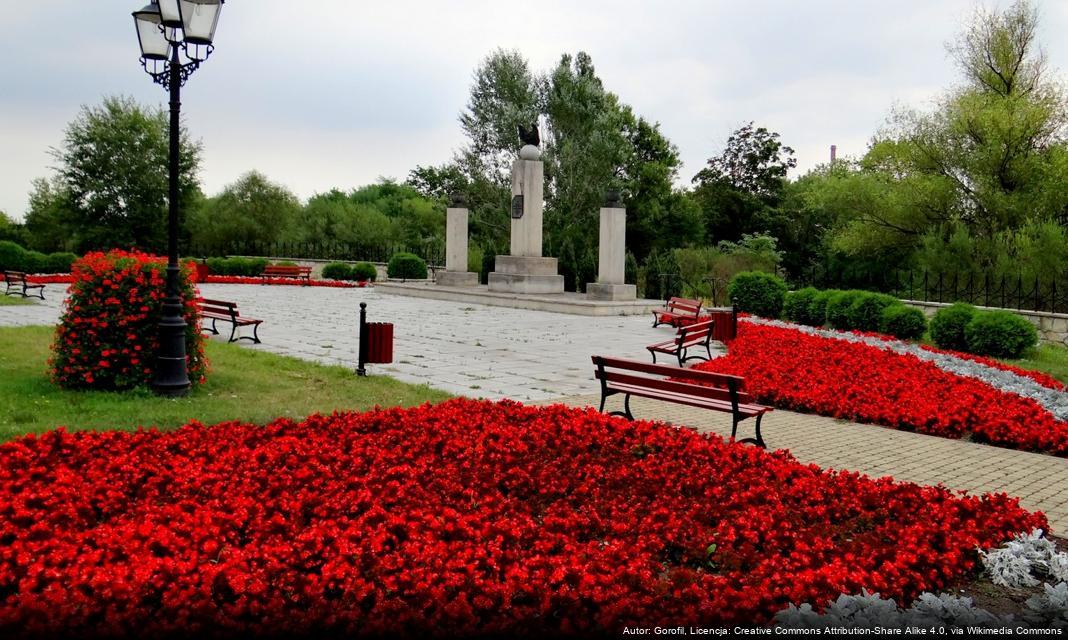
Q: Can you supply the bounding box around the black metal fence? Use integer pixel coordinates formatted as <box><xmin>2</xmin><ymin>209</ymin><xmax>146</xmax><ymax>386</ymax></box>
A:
<box><xmin>795</xmin><ymin>270</ymin><xmax>1068</xmax><ymax>315</ymax></box>
<box><xmin>185</xmin><ymin>241</ymin><xmax>445</xmax><ymax>266</ymax></box>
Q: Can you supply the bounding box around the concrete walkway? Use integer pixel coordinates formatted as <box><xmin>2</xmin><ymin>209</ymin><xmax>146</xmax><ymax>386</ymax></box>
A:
<box><xmin>3</xmin><ymin>283</ymin><xmax>1065</xmax><ymax>530</ymax></box>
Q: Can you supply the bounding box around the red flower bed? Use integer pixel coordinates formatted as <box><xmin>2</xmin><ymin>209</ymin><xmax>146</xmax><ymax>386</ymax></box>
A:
<box><xmin>0</xmin><ymin>400</ymin><xmax>1043</xmax><ymax>637</ymax></box>
<box><xmin>202</xmin><ymin>275</ymin><xmax>361</xmax><ymax>288</ymax></box>
<box><xmin>694</xmin><ymin>323</ymin><xmax>1068</xmax><ymax>456</ymax></box>
<box><xmin>25</xmin><ymin>274</ymin><xmax>72</xmax><ymax>284</ymax></box>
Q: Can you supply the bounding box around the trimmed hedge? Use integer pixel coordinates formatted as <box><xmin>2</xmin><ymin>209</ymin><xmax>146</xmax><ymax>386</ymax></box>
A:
<box><xmin>826</xmin><ymin>290</ymin><xmax>863</xmax><ymax>330</ymax></box>
<box><xmin>0</xmin><ymin>241</ymin><xmax>77</xmax><ymax>274</ymax></box>
<box><xmin>783</xmin><ymin>288</ymin><xmax>819</xmax><ymax>324</ymax></box>
<box><xmin>808</xmin><ymin>290</ymin><xmax>835</xmax><ymax>327</ymax></box>
<box><xmin>930</xmin><ymin>303</ymin><xmax>977</xmax><ymax>352</ymax></box>
<box><xmin>388</xmin><ymin>253</ymin><xmax>428</xmax><ymax>280</ymax></box>
<box><xmin>727</xmin><ymin>272</ymin><xmax>787</xmax><ymax>319</ymax></box>
<box><xmin>880</xmin><ymin>305</ymin><xmax>927</xmax><ymax>340</ymax></box>
<box><xmin>847</xmin><ymin>292</ymin><xmax>900</xmax><ymax>333</ymax></box>
<box><xmin>353</xmin><ymin>262</ymin><xmax>378</xmax><ymax>282</ymax></box>
<box><xmin>964</xmin><ymin>310</ymin><xmax>1038</xmax><ymax>359</ymax></box>
<box><xmin>204</xmin><ymin>257</ymin><xmax>270</xmax><ymax>277</ymax></box>
<box><xmin>322</xmin><ymin>262</ymin><xmax>354</xmax><ymax>280</ymax></box>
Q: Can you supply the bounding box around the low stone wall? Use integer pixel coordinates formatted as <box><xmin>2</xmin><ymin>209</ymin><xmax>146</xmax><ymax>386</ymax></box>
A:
<box><xmin>901</xmin><ymin>299</ymin><xmax>1068</xmax><ymax>347</ymax></box>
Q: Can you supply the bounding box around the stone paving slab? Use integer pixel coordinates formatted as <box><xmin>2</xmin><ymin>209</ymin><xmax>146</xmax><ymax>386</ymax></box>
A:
<box><xmin>535</xmin><ymin>393</ymin><xmax>1068</xmax><ymax>533</ymax></box>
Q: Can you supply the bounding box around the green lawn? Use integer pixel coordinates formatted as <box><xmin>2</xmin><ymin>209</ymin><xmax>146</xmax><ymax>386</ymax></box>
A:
<box><xmin>1004</xmin><ymin>343</ymin><xmax>1068</xmax><ymax>384</ymax></box>
<box><xmin>0</xmin><ymin>295</ymin><xmax>35</xmax><ymax>306</ymax></box>
<box><xmin>0</xmin><ymin>326</ymin><xmax>452</xmax><ymax>441</ymax></box>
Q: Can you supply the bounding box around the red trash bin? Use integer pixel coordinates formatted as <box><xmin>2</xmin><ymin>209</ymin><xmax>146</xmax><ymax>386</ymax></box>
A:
<box><xmin>365</xmin><ymin>322</ymin><xmax>394</xmax><ymax>364</ymax></box>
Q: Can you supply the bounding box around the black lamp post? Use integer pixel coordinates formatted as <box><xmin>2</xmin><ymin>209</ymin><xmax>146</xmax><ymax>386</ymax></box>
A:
<box><xmin>133</xmin><ymin>0</ymin><xmax>223</xmax><ymax>397</ymax></box>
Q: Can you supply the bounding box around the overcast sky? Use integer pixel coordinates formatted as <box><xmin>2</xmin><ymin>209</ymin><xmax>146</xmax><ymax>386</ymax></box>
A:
<box><xmin>3</xmin><ymin>1</ymin><xmax>1068</xmax><ymax>220</ymax></box>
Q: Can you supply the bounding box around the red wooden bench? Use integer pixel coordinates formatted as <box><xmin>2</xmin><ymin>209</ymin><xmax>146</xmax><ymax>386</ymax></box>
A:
<box><xmin>652</xmin><ymin>296</ymin><xmax>702</xmax><ymax>328</ymax></box>
<box><xmin>197</xmin><ymin>298</ymin><xmax>263</xmax><ymax>343</ymax></box>
<box><xmin>261</xmin><ymin>265</ymin><xmax>311</xmax><ymax>285</ymax></box>
<box><xmin>592</xmin><ymin>355</ymin><xmax>772</xmax><ymax>448</ymax></box>
<box><xmin>2</xmin><ymin>271</ymin><xmax>45</xmax><ymax>300</ymax></box>
<box><xmin>647</xmin><ymin>318</ymin><xmax>715</xmax><ymax>366</ymax></box>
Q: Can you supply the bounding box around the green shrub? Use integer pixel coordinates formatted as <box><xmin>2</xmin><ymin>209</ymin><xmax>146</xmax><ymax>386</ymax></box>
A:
<box><xmin>964</xmin><ymin>310</ymin><xmax>1038</xmax><ymax>359</ymax></box>
<box><xmin>387</xmin><ymin>252</ymin><xmax>428</xmax><ymax>280</ymax></box>
<box><xmin>727</xmin><ymin>271</ymin><xmax>788</xmax><ymax>318</ymax></box>
<box><xmin>826</xmin><ymin>290</ymin><xmax>864</xmax><ymax>329</ymax></box>
<box><xmin>203</xmin><ymin>256</ymin><xmax>270</xmax><ymax>276</ymax></box>
<box><xmin>0</xmin><ymin>241</ymin><xmax>29</xmax><ymax>272</ymax></box>
<box><xmin>930</xmin><ymin>303</ymin><xmax>977</xmax><ymax>351</ymax></box>
<box><xmin>352</xmin><ymin>262</ymin><xmax>378</xmax><ymax>282</ymax></box>
<box><xmin>807</xmin><ymin>289</ymin><xmax>836</xmax><ymax>327</ymax></box>
<box><xmin>45</xmin><ymin>252</ymin><xmax>78</xmax><ymax>274</ymax></box>
<box><xmin>205</xmin><ymin>257</ymin><xmax>227</xmax><ymax>275</ymax></box>
<box><xmin>847</xmin><ymin>292</ymin><xmax>900</xmax><ymax>332</ymax></box>
<box><xmin>783</xmin><ymin>287</ymin><xmax>829</xmax><ymax>326</ymax></box>
<box><xmin>322</xmin><ymin>262</ymin><xmax>354</xmax><ymax>280</ymax></box>
<box><xmin>23</xmin><ymin>251</ymin><xmax>48</xmax><ymax>274</ymax></box>
<box><xmin>880</xmin><ymin>304</ymin><xmax>927</xmax><ymax>340</ymax></box>
<box><xmin>783</xmin><ymin>287</ymin><xmax>815</xmax><ymax>323</ymax></box>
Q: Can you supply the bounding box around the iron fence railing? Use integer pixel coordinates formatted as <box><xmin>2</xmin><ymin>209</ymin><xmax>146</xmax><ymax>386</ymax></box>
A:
<box><xmin>794</xmin><ymin>269</ymin><xmax>1068</xmax><ymax>315</ymax></box>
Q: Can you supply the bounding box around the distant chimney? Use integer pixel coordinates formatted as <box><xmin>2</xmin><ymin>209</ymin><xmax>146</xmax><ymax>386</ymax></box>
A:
<box><xmin>830</xmin><ymin>145</ymin><xmax>837</xmax><ymax>164</ymax></box>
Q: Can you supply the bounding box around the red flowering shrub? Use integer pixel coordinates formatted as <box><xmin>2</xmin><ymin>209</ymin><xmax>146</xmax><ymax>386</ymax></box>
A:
<box><xmin>0</xmin><ymin>400</ymin><xmax>1044</xmax><ymax>637</ymax></box>
<box><xmin>695</xmin><ymin>323</ymin><xmax>1068</xmax><ymax>456</ymax></box>
<box><xmin>50</xmin><ymin>250</ymin><xmax>207</xmax><ymax>390</ymax></box>
<box><xmin>24</xmin><ymin>274</ymin><xmax>73</xmax><ymax>284</ymax></box>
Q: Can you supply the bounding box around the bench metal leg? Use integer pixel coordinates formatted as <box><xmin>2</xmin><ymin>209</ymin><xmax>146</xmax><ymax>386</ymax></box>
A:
<box><xmin>649</xmin><ymin>348</ymin><xmax>658</xmax><ymax>364</ymax></box>
<box><xmin>607</xmin><ymin>394</ymin><xmax>634</xmax><ymax>421</ymax></box>
<box><xmin>228</xmin><ymin>323</ymin><xmax>238</xmax><ymax>343</ymax></box>
<box><xmin>209</xmin><ymin>318</ymin><xmax>219</xmax><ymax>335</ymax></box>
<box><xmin>252</xmin><ymin>323</ymin><xmax>261</xmax><ymax>344</ymax></box>
<box><xmin>733</xmin><ymin>414</ymin><xmax>767</xmax><ymax>449</ymax></box>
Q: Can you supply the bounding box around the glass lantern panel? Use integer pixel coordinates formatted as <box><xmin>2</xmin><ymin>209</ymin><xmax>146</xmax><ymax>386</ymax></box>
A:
<box><xmin>158</xmin><ymin>0</ymin><xmax>183</xmax><ymax>28</ymax></box>
<box><xmin>134</xmin><ymin>9</ymin><xmax>171</xmax><ymax>60</ymax></box>
<box><xmin>179</xmin><ymin>0</ymin><xmax>221</xmax><ymax>45</ymax></box>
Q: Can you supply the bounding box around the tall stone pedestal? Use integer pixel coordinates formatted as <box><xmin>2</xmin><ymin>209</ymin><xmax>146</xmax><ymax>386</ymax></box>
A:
<box><xmin>488</xmin><ymin>147</ymin><xmax>565</xmax><ymax>294</ymax></box>
<box><xmin>436</xmin><ymin>204</ymin><xmax>479</xmax><ymax>287</ymax></box>
<box><xmin>488</xmin><ymin>255</ymin><xmax>565</xmax><ymax>294</ymax></box>
<box><xmin>586</xmin><ymin>206</ymin><xmax>635</xmax><ymax>301</ymax></box>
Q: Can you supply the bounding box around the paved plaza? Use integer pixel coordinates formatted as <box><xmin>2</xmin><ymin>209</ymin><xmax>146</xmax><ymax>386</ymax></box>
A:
<box><xmin>3</xmin><ymin>283</ymin><xmax>1066</xmax><ymax>530</ymax></box>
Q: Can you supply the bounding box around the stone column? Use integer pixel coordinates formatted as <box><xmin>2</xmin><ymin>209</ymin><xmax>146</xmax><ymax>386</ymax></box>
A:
<box><xmin>488</xmin><ymin>145</ymin><xmax>564</xmax><ymax>294</ymax></box>
<box><xmin>510</xmin><ymin>155</ymin><xmax>544</xmax><ymax>257</ymax></box>
<box><xmin>587</xmin><ymin>194</ymin><xmax>636</xmax><ymax>301</ymax></box>
<box><xmin>435</xmin><ymin>194</ymin><xmax>479</xmax><ymax>287</ymax></box>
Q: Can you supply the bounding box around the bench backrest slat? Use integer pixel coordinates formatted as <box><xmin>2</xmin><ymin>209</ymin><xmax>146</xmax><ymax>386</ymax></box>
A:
<box><xmin>596</xmin><ymin>369</ymin><xmax>748</xmax><ymax>405</ymax></box>
<box><xmin>4</xmin><ymin>271</ymin><xmax>28</xmax><ymax>284</ymax></box>
<box><xmin>666</xmin><ymin>297</ymin><xmax>701</xmax><ymax>315</ymax></box>
<box><xmin>676</xmin><ymin>319</ymin><xmax>714</xmax><ymax>348</ymax></box>
<box><xmin>263</xmin><ymin>265</ymin><xmax>310</xmax><ymax>276</ymax></box>
<box><xmin>592</xmin><ymin>355</ymin><xmax>744</xmax><ymax>389</ymax></box>
<box><xmin>197</xmin><ymin>299</ymin><xmax>239</xmax><ymax>318</ymax></box>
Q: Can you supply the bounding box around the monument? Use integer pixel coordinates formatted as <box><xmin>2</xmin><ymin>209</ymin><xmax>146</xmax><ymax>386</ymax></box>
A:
<box><xmin>435</xmin><ymin>192</ymin><xmax>480</xmax><ymax>287</ymax></box>
<box><xmin>586</xmin><ymin>189</ymin><xmax>636</xmax><ymax>301</ymax></box>
<box><xmin>487</xmin><ymin>123</ymin><xmax>566</xmax><ymax>294</ymax></box>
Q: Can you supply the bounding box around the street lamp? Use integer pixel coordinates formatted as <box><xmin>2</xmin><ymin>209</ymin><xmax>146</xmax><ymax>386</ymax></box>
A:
<box><xmin>133</xmin><ymin>0</ymin><xmax>223</xmax><ymax>397</ymax></box>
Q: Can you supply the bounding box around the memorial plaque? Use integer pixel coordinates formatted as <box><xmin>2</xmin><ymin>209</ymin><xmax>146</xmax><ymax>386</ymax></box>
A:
<box><xmin>510</xmin><ymin>195</ymin><xmax>524</xmax><ymax>219</ymax></box>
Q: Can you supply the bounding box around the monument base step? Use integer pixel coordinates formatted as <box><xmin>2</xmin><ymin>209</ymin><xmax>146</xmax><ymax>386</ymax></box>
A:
<box><xmin>435</xmin><ymin>271</ymin><xmax>480</xmax><ymax>287</ymax></box>
<box><xmin>492</xmin><ymin>255</ymin><xmax>560</xmax><ymax>276</ymax></box>
<box><xmin>586</xmin><ymin>283</ymin><xmax>637</xmax><ymax>301</ymax></box>
<box><xmin>488</xmin><ymin>272</ymin><xmax>565</xmax><ymax>294</ymax></box>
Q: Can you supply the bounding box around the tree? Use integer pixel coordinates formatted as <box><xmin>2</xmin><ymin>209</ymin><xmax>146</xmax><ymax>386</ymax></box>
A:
<box><xmin>692</xmin><ymin>122</ymin><xmax>796</xmax><ymax>244</ymax></box>
<box><xmin>829</xmin><ymin>0</ymin><xmax>1068</xmax><ymax>273</ymax></box>
<box><xmin>0</xmin><ymin>211</ymin><xmax>26</xmax><ymax>246</ymax></box>
<box><xmin>47</xmin><ymin>95</ymin><xmax>202</xmax><ymax>253</ymax></box>
<box><xmin>542</xmin><ymin>52</ymin><xmax>631</xmax><ymax>289</ymax></box>
<box><xmin>618</xmin><ymin>109</ymin><xmax>703</xmax><ymax>260</ymax></box>
<box><xmin>187</xmin><ymin>171</ymin><xmax>299</xmax><ymax>251</ymax></box>
<box><xmin>22</xmin><ymin>177</ymin><xmax>75</xmax><ymax>252</ymax></box>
